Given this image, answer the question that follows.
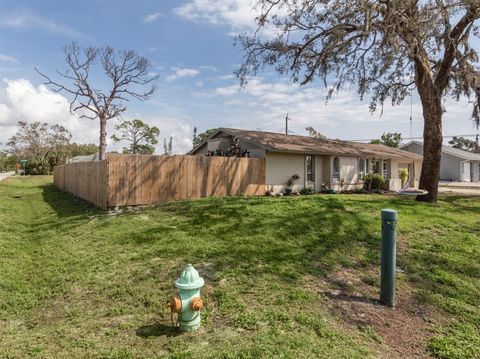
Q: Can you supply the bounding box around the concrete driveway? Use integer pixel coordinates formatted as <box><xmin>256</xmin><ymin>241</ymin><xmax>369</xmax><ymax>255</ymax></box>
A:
<box><xmin>0</xmin><ymin>171</ymin><xmax>15</xmax><ymax>182</ymax></box>
<box><xmin>439</xmin><ymin>181</ymin><xmax>480</xmax><ymax>195</ymax></box>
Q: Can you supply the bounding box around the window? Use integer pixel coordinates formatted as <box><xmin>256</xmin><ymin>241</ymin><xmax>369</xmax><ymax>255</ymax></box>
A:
<box><xmin>383</xmin><ymin>160</ymin><xmax>389</xmax><ymax>179</ymax></box>
<box><xmin>333</xmin><ymin>156</ymin><xmax>340</xmax><ymax>181</ymax></box>
<box><xmin>306</xmin><ymin>155</ymin><xmax>314</xmax><ymax>182</ymax></box>
<box><xmin>358</xmin><ymin>158</ymin><xmax>366</xmax><ymax>180</ymax></box>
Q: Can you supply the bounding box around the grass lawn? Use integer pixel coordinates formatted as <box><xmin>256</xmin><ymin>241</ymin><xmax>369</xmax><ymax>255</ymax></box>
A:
<box><xmin>0</xmin><ymin>176</ymin><xmax>479</xmax><ymax>359</ymax></box>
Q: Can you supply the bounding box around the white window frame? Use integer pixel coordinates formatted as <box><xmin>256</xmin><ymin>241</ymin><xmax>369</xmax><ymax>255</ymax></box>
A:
<box><xmin>358</xmin><ymin>158</ymin><xmax>366</xmax><ymax>181</ymax></box>
<box><xmin>306</xmin><ymin>155</ymin><xmax>314</xmax><ymax>182</ymax></box>
<box><xmin>383</xmin><ymin>160</ymin><xmax>389</xmax><ymax>179</ymax></box>
<box><xmin>332</xmin><ymin>156</ymin><xmax>340</xmax><ymax>182</ymax></box>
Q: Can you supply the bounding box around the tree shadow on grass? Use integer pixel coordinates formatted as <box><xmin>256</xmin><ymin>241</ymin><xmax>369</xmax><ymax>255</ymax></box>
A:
<box><xmin>40</xmin><ymin>183</ymin><xmax>103</xmax><ymax>218</ymax></box>
<box><xmin>136</xmin><ymin>323</ymin><xmax>182</xmax><ymax>338</ymax></box>
<box><xmin>130</xmin><ymin>195</ymin><xmax>381</xmax><ymax>285</ymax></box>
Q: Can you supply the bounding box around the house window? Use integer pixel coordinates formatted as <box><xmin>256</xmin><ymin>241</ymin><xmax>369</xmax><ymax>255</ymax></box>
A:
<box><xmin>358</xmin><ymin>158</ymin><xmax>366</xmax><ymax>180</ymax></box>
<box><xmin>306</xmin><ymin>155</ymin><xmax>314</xmax><ymax>182</ymax></box>
<box><xmin>333</xmin><ymin>156</ymin><xmax>340</xmax><ymax>181</ymax></box>
<box><xmin>383</xmin><ymin>160</ymin><xmax>389</xmax><ymax>179</ymax></box>
<box><xmin>373</xmin><ymin>159</ymin><xmax>381</xmax><ymax>174</ymax></box>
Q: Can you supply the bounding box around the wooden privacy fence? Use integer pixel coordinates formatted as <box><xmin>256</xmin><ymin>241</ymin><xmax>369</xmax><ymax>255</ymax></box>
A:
<box><xmin>53</xmin><ymin>154</ymin><xmax>265</xmax><ymax>210</ymax></box>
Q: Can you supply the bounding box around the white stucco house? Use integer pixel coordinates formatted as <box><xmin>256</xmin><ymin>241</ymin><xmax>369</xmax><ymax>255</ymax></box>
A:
<box><xmin>190</xmin><ymin>128</ymin><xmax>423</xmax><ymax>192</ymax></box>
<box><xmin>401</xmin><ymin>141</ymin><xmax>480</xmax><ymax>182</ymax></box>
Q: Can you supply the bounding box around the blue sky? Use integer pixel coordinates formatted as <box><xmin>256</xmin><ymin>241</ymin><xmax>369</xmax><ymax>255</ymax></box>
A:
<box><xmin>0</xmin><ymin>0</ymin><xmax>478</xmax><ymax>154</ymax></box>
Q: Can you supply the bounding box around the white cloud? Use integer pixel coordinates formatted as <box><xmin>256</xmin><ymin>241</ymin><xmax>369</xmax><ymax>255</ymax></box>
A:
<box><xmin>0</xmin><ymin>79</ymin><xmax>108</xmax><ymax>147</ymax></box>
<box><xmin>174</xmin><ymin>0</ymin><xmax>284</xmax><ymax>37</ymax></box>
<box><xmin>175</xmin><ymin>0</ymin><xmax>257</xmax><ymax>31</ymax></box>
<box><xmin>0</xmin><ymin>54</ymin><xmax>17</xmax><ymax>63</ymax></box>
<box><xmin>143</xmin><ymin>12</ymin><xmax>163</xmax><ymax>23</ymax></box>
<box><xmin>166</xmin><ymin>67</ymin><xmax>200</xmax><ymax>81</ymax></box>
<box><xmin>199</xmin><ymin>65</ymin><xmax>218</xmax><ymax>71</ymax></box>
<box><xmin>212</xmin><ymin>77</ymin><xmax>473</xmax><ymax>140</ymax></box>
<box><xmin>215</xmin><ymin>84</ymin><xmax>239</xmax><ymax>96</ymax></box>
<box><xmin>0</xmin><ymin>12</ymin><xmax>82</xmax><ymax>37</ymax></box>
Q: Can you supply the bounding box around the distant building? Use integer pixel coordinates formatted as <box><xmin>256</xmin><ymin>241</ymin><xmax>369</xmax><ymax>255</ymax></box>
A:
<box><xmin>67</xmin><ymin>153</ymin><xmax>100</xmax><ymax>163</ymax></box>
<box><xmin>401</xmin><ymin>141</ymin><xmax>480</xmax><ymax>182</ymax></box>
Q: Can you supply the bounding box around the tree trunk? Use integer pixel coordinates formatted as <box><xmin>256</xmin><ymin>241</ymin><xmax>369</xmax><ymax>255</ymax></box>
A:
<box><xmin>416</xmin><ymin>93</ymin><xmax>443</xmax><ymax>203</ymax></box>
<box><xmin>99</xmin><ymin>117</ymin><xmax>107</xmax><ymax>160</ymax></box>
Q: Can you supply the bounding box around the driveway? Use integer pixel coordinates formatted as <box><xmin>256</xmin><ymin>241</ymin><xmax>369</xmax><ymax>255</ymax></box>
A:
<box><xmin>0</xmin><ymin>171</ymin><xmax>15</xmax><ymax>182</ymax></box>
<box><xmin>439</xmin><ymin>181</ymin><xmax>480</xmax><ymax>195</ymax></box>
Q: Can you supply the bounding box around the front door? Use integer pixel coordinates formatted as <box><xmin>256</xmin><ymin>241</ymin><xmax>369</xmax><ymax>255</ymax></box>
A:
<box><xmin>461</xmin><ymin>162</ymin><xmax>471</xmax><ymax>182</ymax></box>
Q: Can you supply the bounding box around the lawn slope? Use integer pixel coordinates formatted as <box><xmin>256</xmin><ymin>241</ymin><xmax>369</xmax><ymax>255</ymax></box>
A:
<box><xmin>0</xmin><ymin>176</ymin><xmax>478</xmax><ymax>358</ymax></box>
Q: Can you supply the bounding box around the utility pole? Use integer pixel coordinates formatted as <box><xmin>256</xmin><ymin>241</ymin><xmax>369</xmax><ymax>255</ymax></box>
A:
<box><xmin>285</xmin><ymin>113</ymin><xmax>289</xmax><ymax>135</ymax></box>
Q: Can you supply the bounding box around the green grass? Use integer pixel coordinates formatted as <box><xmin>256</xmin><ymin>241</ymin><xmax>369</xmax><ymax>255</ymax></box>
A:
<box><xmin>0</xmin><ymin>176</ymin><xmax>479</xmax><ymax>358</ymax></box>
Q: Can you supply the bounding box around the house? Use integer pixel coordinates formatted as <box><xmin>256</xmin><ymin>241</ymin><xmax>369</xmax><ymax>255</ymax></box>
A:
<box><xmin>67</xmin><ymin>153</ymin><xmax>100</xmax><ymax>163</ymax></box>
<box><xmin>189</xmin><ymin>128</ymin><xmax>423</xmax><ymax>192</ymax></box>
<box><xmin>400</xmin><ymin>141</ymin><xmax>480</xmax><ymax>182</ymax></box>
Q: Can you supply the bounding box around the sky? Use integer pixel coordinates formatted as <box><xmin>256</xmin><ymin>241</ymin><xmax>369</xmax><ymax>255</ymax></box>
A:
<box><xmin>0</xmin><ymin>0</ymin><xmax>479</xmax><ymax>154</ymax></box>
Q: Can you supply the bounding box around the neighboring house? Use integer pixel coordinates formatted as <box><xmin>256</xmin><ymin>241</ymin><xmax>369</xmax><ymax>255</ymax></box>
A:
<box><xmin>189</xmin><ymin>128</ymin><xmax>423</xmax><ymax>192</ymax></box>
<box><xmin>67</xmin><ymin>153</ymin><xmax>100</xmax><ymax>163</ymax></box>
<box><xmin>401</xmin><ymin>141</ymin><xmax>480</xmax><ymax>182</ymax></box>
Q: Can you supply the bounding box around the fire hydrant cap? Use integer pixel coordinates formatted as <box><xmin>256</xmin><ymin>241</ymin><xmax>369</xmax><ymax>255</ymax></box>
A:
<box><xmin>175</xmin><ymin>264</ymin><xmax>205</xmax><ymax>290</ymax></box>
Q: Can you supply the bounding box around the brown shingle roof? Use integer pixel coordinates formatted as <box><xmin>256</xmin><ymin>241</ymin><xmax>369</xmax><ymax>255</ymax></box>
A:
<box><xmin>215</xmin><ymin>128</ymin><xmax>422</xmax><ymax>160</ymax></box>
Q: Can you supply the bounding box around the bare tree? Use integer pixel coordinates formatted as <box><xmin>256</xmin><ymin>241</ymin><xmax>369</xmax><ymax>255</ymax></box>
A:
<box><xmin>36</xmin><ymin>42</ymin><xmax>157</xmax><ymax>160</ymax></box>
<box><xmin>236</xmin><ymin>0</ymin><xmax>480</xmax><ymax>203</ymax></box>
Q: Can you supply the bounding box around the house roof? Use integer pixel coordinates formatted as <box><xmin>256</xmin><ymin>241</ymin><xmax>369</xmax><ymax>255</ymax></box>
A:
<box><xmin>401</xmin><ymin>141</ymin><xmax>480</xmax><ymax>161</ymax></box>
<box><xmin>191</xmin><ymin>128</ymin><xmax>423</xmax><ymax>160</ymax></box>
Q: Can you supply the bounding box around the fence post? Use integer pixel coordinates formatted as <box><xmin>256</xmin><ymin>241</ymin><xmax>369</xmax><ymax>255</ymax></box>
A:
<box><xmin>380</xmin><ymin>209</ymin><xmax>397</xmax><ymax>308</ymax></box>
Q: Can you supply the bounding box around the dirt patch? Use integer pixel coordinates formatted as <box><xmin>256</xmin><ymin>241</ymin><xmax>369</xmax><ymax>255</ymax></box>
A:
<box><xmin>304</xmin><ymin>269</ymin><xmax>442</xmax><ymax>358</ymax></box>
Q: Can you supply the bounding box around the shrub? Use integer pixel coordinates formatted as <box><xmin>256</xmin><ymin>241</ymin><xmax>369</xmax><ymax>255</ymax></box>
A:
<box><xmin>24</xmin><ymin>158</ymin><xmax>50</xmax><ymax>175</ymax></box>
<box><xmin>299</xmin><ymin>187</ymin><xmax>314</xmax><ymax>195</ymax></box>
<box><xmin>352</xmin><ymin>188</ymin><xmax>368</xmax><ymax>194</ymax></box>
<box><xmin>363</xmin><ymin>173</ymin><xmax>385</xmax><ymax>192</ymax></box>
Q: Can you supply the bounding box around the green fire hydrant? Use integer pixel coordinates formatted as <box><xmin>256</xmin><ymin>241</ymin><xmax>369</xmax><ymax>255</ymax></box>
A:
<box><xmin>169</xmin><ymin>264</ymin><xmax>205</xmax><ymax>332</ymax></box>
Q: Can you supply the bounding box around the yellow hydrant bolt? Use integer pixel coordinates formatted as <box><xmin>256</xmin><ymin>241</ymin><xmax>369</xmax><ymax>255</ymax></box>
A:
<box><xmin>169</xmin><ymin>264</ymin><xmax>204</xmax><ymax>331</ymax></box>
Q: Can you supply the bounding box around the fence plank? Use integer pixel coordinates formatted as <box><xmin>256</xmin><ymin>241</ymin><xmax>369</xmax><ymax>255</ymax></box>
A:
<box><xmin>53</xmin><ymin>160</ymin><xmax>108</xmax><ymax>209</ymax></box>
<box><xmin>54</xmin><ymin>155</ymin><xmax>265</xmax><ymax>209</ymax></box>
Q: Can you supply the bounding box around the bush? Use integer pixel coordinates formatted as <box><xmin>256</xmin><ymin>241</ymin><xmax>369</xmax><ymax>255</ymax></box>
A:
<box><xmin>363</xmin><ymin>173</ymin><xmax>385</xmax><ymax>192</ymax></box>
<box><xmin>299</xmin><ymin>187</ymin><xmax>314</xmax><ymax>195</ymax></box>
<box><xmin>24</xmin><ymin>158</ymin><xmax>50</xmax><ymax>175</ymax></box>
<box><xmin>352</xmin><ymin>188</ymin><xmax>368</xmax><ymax>194</ymax></box>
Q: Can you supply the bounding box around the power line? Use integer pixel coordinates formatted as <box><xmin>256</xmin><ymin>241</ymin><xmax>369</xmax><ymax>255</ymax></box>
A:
<box><xmin>347</xmin><ymin>134</ymin><xmax>479</xmax><ymax>142</ymax></box>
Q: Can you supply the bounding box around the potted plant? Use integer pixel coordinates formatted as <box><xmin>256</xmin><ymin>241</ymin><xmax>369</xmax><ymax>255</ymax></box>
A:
<box><xmin>284</xmin><ymin>174</ymin><xmax>300</xmax><ymax>195</ymax></box>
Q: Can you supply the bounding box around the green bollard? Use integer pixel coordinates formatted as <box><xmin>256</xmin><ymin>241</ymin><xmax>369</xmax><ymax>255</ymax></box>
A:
<box><xmin>380</xmin><ymin>209</ymin><xmax>397</xmax><ymax>308</ymax></box>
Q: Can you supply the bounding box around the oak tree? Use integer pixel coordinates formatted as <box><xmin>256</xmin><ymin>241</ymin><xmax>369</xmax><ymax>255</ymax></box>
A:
<box><xmin>370</xmin><ymin>132</ymin><xmax>402</xmax><ymax>148</ymax></box>
<box><xmin>448</xmin><ymin>136</ymin><xmax>480</xmax><ymax>152</ymax></box>
<box><xmin>236</xmin><ymin>0</ymin><xmax>480</xmax><ymax>202</ymax></box>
